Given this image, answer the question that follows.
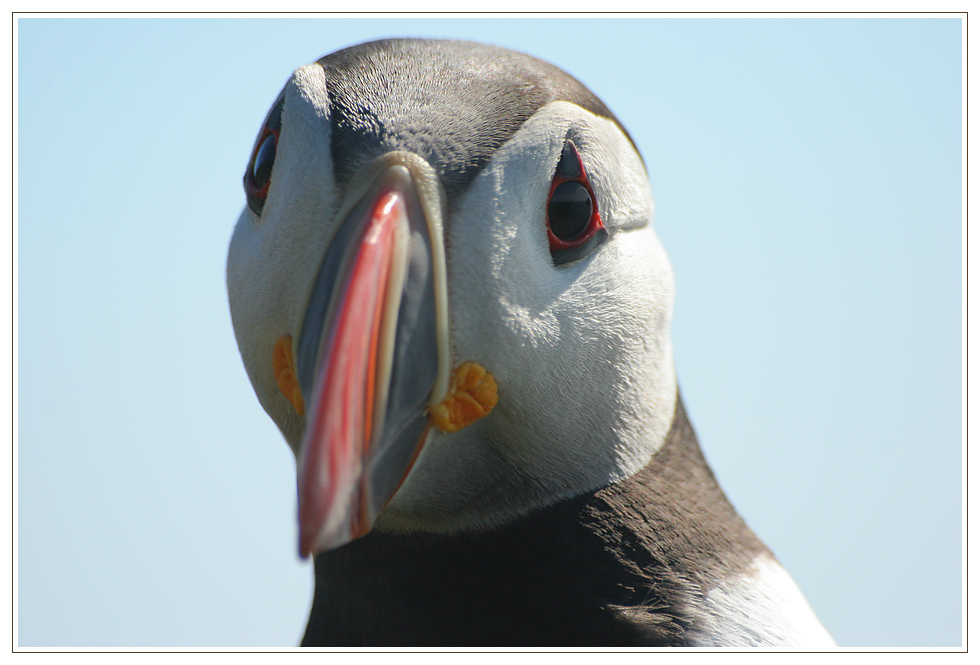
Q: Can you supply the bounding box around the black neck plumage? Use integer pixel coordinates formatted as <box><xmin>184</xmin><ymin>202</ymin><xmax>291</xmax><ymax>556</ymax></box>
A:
<box><xmin>302</xmin><ymin>395</ymin><xmax>767</xmax><ymax>647</ymax></box>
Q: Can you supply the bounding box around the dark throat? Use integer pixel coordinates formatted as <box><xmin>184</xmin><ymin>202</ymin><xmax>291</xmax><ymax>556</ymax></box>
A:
<box><xmin>301</xmin><ymin>395</ymin><xmax>768</xmax><ymax>647</ymax></box>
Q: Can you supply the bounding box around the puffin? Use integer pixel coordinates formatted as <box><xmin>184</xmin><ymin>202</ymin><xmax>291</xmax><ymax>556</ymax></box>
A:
<box><xmin>226</xmin><ymin>38</ymin><xmax>835</xmax><ymax>647</ymax></box>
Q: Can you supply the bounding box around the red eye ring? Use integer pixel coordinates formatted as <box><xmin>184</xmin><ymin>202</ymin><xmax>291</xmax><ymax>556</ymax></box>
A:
<box><xmin>245</xmin><ymin>126</ymin><xmax>280</xmax><ymax>198</ymax></box>
<box><xmin>546</xmin><ymin>140</ymin><xmax>608</xmax><ymax>264</ymax></box>
<box><xmin>244</xmin><ymin>95</ymin><xmax>284</xmax><ymax>216</ymax></box>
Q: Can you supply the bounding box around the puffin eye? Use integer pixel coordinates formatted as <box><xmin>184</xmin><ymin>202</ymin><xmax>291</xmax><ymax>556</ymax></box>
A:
<box><xmin>252</xmin><ymin>135</ymin><xmax>277</xmax><ymax>190</ymax></box>
<box><xmin>548</xmin><ymin>181</ymin><xmax>593</xmax><ymax>241</ymax></box>
<box><xmin>244</xmin><ymin>96</ymin><xmax>285</xmax><ymax>216</ymax></box>
<box><xmin>546</xmin><ymin>140</ymin><xmax>608</xmax><ymax>265</ymax></box>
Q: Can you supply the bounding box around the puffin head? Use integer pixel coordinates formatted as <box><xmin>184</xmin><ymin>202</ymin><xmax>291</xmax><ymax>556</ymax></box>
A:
<box><xmin>227</xmin><ymin>39</ymin><xmax>677</xmax><ymax>557</ymax></box>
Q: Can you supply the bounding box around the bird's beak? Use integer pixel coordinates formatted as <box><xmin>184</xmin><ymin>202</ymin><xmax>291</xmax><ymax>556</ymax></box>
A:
<box><xmin>292</xmin><ymin>161</ymin><xmax>451</xmax><ymax>557</ymax></box>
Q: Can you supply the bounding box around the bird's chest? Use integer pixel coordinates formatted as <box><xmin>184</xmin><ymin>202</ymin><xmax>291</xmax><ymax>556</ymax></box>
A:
<box><xmin>303</xmin><ymin>522</ymin><xmax>687</xmax><ymax>647</ymax></box>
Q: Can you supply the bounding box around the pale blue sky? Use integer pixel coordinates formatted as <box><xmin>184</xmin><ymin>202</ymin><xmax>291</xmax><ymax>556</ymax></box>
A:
<box><xmin>16</xmin><ymin>17</ymin><xmax>962</xmax><ymax>648</ymax></box>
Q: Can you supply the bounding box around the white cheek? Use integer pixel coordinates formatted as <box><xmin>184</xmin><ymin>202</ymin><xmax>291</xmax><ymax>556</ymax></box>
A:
<box><xmin>226</xmin><ymin>64</ymin><xmax>336</xmax><ymax>451</ymax></box>
<box><xmin>446</xmin><ymin>103</ymin><xmax>676</xmax><ymax>488</ymax></box>
<box><xmin>452</xmin><ymin>228</ymin><xmax>677</xmax><ymax>483</ymax></box>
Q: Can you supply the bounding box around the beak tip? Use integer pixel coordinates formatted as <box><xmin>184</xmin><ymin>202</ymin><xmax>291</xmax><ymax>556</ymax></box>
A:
<box><xmin>298</xmin><ymin>532</ymin><xmax>313</xmax><ymax>560</ymax></box>
<box><xmin>298</xmin><ymin>520</ymin><xmax>313</xmax><ymax>559</ymax></box>
<box><xmin>300</xmin><ymin>515</ymin><xmax>338</xmax><ymax>558</ymax></box>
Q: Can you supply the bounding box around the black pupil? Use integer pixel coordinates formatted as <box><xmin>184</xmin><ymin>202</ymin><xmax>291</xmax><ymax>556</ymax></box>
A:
<box><xmin>252</xmin><ymin>134</ymin><xmax>276</xmax><ymax>189</ymax></box>
<box><xmin>548</xmin><ymin>181</ymin><xmax>593</xmax><ymax>241</ymax></box>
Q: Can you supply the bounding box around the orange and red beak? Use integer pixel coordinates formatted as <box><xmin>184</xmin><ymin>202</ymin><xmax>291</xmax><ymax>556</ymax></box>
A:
<box><xmin>293</xmin><ymin>162</ymin><xmax>450</xmax><ymax>557</ymax></box>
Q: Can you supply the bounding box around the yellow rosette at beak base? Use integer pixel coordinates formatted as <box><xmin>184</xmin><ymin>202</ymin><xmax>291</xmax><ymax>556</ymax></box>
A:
<box><xmin>430</xmin><ymin>362</ymin><xmax>498</xmax><ymax>433</ymax></box>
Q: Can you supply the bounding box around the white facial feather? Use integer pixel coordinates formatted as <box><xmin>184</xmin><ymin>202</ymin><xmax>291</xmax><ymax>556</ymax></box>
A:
<box><xmin>379</xmin><ymin>102</ymin><xmax>678</xmax><ymax>533</ymax></box>
<box><xmin>227</xmin><ymin>64</ymin><xmax>335</xmax><ymax>452</ymax></box>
